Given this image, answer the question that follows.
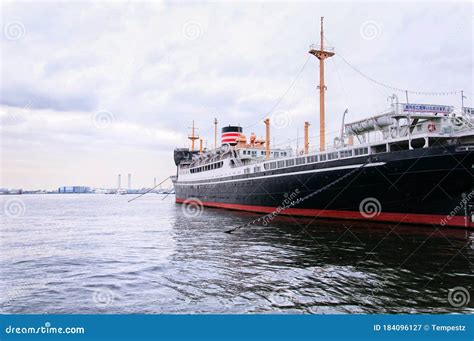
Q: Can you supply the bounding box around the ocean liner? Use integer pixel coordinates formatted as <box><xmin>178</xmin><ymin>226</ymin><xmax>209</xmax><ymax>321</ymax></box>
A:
<box><xmin>172</xmin><ymin>18</ymin><xmax>474</xmax><ymax>229</ymax></box>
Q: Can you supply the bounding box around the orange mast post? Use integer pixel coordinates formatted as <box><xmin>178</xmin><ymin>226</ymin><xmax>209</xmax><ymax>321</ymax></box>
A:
<box><xmin>304</xmin><ymin>121</ymin><xmax>310</xmax><ymax>154</ymax></box>
<box><xmin>309</xmin><ymin>17</ymin><xmax>334</xmax><ymax>152</ymax></box>
<box><xmin>264</xmin><ymin>118</ymin><xmax>270</xmax><ymax>160</ymax></box>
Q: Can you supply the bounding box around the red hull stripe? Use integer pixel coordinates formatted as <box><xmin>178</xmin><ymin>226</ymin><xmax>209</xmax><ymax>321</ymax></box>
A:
<box><xmin>175</xmin><ymin>198</ymin><xmax>472</xmax><ymax>229</ymax></box>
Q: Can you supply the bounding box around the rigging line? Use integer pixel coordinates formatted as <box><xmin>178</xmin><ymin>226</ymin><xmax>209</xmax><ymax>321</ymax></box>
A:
<box><xmin>195</xmin><ymin>123</ymin><xmax>214</xmax><ymax>140</ymax></box>
<box><xmin>337</xmin><ymin>52</ymin><xmax>460</xmax><ymax>96</ymax></box>
<box><xmin>323</xmin><ymin>36</ymin><xmax>461</xmax><ymax>97</ymax></box>
<box><xmin>270</xmin><ymin>128</ymin><xmax>347</xmax><ymax>148</ymax></box>
<box><xmin>128</xmin><ymin>176</ymin><xmax>170</xmax><ymax>203</ymax></box>
<box><xmin>269</xmin><ymin>127</ymin><xmax>348</xmax><ymax>149</ymax></box>
<box><xmin>162</xmin><ymin>191</ymin><xmax>173</xmax><ymax>200</ymax></box>
<box><xmin>330</xmin><ymin>46</ymin><xmax>350</xmax><ymax>109</ymax></box>
<box><xmin>324</xmin><ymin>37</ymin><xmax>390</xmax><ymax>101</ymax></box>
<box><xmin>244</xmin><ymin>55</ymin><xmax>311</xmax><ymax>129</ymax></box>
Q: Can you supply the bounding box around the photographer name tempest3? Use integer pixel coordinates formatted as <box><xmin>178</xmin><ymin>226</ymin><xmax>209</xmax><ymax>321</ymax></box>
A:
<box><xmin>4</xmin><ymin>322</ymin><xmax>85</xmax><ymax>335</ymax></box>
<box><xmin>373</xmin><ymin>324</ymin><xmax>467</xmax><ymax>333</ymax></box>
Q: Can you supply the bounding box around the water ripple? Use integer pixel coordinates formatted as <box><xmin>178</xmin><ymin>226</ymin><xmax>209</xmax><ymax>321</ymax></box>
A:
<box><xmin>0</xmin><ymin>194</ymin><xmax>473</xmax><ymax>314</ymax></box>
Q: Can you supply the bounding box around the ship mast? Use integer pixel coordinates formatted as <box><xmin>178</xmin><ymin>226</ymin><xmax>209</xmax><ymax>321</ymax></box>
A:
<box><xmin>188</xmin><ymin>120</ymin><xmax>199</xmax><ymax>152</ymax></box>
<box><xmin>309</xmin><ymin>17</ymin><xmax>335</xmax><ymax>152</ymax></box>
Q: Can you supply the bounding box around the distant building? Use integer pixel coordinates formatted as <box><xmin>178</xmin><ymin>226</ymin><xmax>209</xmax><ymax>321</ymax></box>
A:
<box><xmin>0</xmin><ymin>188</ymin><xmax>23</xmax><ymax>195</ymax></box>
<box><xmin>58</xmin><ymin>186</ymin><xmax>91</xmax><ymax>193</ymax></box>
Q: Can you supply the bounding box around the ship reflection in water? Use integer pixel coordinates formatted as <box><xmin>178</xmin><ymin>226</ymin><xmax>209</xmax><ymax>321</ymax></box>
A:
<box><xmin>0</xmin><ymin>194</ymin><xmax>472</xmax><ymax>314</ymax></box>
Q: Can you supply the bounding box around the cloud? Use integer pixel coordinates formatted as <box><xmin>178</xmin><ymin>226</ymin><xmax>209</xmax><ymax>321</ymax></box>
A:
<box><xmin>0</xmin><ymin>1</ymin><xmax>472</xmax><ymax>189</ymax></box>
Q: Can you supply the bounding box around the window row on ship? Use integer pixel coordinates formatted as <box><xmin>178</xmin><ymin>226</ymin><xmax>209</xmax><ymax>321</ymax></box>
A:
<box><xmin>181</xmin><ymin>146</ymin><xmax>369</xmax><ymax>175</ymax></box>
<box><xmin>258</xmin><ymin>147</ymin><xmax>368</xmax><ymax>172</ymax></box>
<box><xmin>241</xmin><ymin>150</ymin><xmax>288</xmax><ymax>158</ymax></box>
<box><xmin>189</xmin><ymin>161</ymin><xmax>224</xmax><ymax>174</ymax></box>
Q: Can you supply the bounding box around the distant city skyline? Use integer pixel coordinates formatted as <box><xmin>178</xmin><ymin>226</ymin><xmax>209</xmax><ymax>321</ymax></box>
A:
<box><xmin>1</xmin><ymin>1</ymin><xmax>472</xmax><ymax>189</ymax></box>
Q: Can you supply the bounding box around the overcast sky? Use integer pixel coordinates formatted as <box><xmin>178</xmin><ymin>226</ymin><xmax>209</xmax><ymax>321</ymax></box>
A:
<box><xmin>0</xmin><ymin>1</ymin><xmax>472</xmax><ymax>190</ymax></box>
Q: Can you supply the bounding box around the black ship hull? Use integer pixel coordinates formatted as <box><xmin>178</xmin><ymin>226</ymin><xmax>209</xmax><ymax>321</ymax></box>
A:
<box><xmin>174</xmin><ymin>145</ymin><xmax>474</xmax><ymax>229</ymax></box>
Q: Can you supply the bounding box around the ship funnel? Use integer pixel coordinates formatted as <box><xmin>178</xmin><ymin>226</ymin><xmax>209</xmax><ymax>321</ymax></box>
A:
<box><xmin>221</xmin><ymin>126</ymin><xmax>242</xmax><ymax>146</ymax></box>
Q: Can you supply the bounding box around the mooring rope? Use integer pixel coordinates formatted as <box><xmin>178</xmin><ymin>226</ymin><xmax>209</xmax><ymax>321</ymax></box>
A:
<box><xmin>128</xmin><ymin>176</ymin><xmax>170</xmax><ymax>203</ymax></box>
<box><xmin>224</xmin><ymin>158</ymin><xmax>371</xmax><ymax>234</ymax></box>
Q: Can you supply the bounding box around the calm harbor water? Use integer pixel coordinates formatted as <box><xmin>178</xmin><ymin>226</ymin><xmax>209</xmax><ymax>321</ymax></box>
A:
<box><xmin>1</xmin><ymin>194</ymin><xmax>473</xmax><ymax>314</ymax></box>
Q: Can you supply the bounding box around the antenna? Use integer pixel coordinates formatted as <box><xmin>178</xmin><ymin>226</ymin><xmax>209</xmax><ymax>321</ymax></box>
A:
<box><xmin>214</xmin><ymin>118</ymin><xmax>218</xmax><ymax>149</ymax></box>
<box><xmin>304</xmin><ymin>121</ymin><xmax>310</xmax><ymax>154</ymax></box>
<box><xmin>296</xmin><ymin>128</ymin><xmax>299</xmax><ymax>154</ymax></box>
<box><xmin>309</xmin><ymin>17</ymin><xmax>335</xmax><ymax>152</ymax></box>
